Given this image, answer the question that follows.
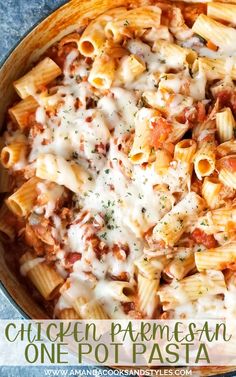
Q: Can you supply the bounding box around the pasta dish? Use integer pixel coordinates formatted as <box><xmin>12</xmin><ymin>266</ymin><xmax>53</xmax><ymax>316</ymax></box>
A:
<box><xmin>1</xmin><ymin>0</ymin><xmax>236</xmax><ymax>320</ymax></box>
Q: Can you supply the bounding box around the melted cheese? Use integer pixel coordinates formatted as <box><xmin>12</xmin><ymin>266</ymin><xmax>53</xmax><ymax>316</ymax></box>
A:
<box><xmin>7</xmin><ymin>9</ymin><xmax>236</xmax><ymax>320</ymax></box>
<box><xmin>20</xmin><ymin>258</ymin><xmax>45</xmax><ymax>276</ymax></box>
<box><xmin>23</xmin><ymin>44</ymin><xmax>198</xmax><ymax>317</ymax></box>
<box><xmin>174</xmin><ymin>295</ymin><xmax>226</xmax><ymax>319</ymax></box>
<box><xmin>36</xmin><ymin>182</ymin><xmax>65</xmax><ymax>218</ymax></box>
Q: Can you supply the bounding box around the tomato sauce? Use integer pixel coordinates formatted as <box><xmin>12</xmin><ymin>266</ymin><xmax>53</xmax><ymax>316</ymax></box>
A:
<box><xmin>191</xmin><ymin>228</ymin><xmax>218</xmax><ymax>249</ymax></box>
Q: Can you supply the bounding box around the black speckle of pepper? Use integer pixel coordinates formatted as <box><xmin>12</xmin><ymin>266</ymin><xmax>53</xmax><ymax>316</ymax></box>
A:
<box><xmin>141</xmin><ymin>207</ymin><xmax>146</xmax><ymax>213</ymax></box>
<box><xmin>72</xmin><ymin>151</ymin><xmax>79</xmax><ymax>159</ymax></box>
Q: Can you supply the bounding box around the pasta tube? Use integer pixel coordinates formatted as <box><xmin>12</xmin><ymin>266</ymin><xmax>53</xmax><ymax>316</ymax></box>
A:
<box><xmin>78</xmin><ymin>7</ymin><xmax>126</xmax><ymax>57</ymax></box>
<box><xmin>216</xmin><ymin>108</ymin><xmax>235</xmax><ymax>143</ymax></box>
<box><xmin>137</xmin><ymin>274</ymin><xmax>159</xmax><ymax>318</ymax></box>
<box><xmin>192</xmin><ymin>57</ymin><xmax>236</xmax><ymax>81</ymax></box>
<box><xmin>105</xmin><ymin>6</ymin><xmax>161</xmax><ymax>43</ymax></box>
<box><xmin>36</xmin><ymin>154</ymin><xmax>90</xmax><ymax>194</ymax></box>
<box><xmin>14</xmin><ymin>58</ymin><xmax>61</xmax><ymax>99</ymax></box>
<box><xmin>0</xmin><ymin>204</ymin><xmax>15</xmax><ymax>241</ymax></box>
<box><xmin>117</xmin><ymin>54</ymin><xmax>146</xmax><ymax>83</ymax></box>
<box><xmin>195</xmin><ymin>242</ymin><xmax>236</xmax><ymax>271</ymax></box>
<box><xmin>20</xmin><ymin>252</ymin><xmax>64</xmax><ymax>300</ymax></box>
<box><xmin>88</xmin><ymin>52</ymin><xmax>115</xmax><ymax>89</ymax></box>
<box><xmin>62</xmin><ymin>286</ymin><xmax>109</xmax><ymax>319</ymax></box>
<box><xmin>0</xmin><ymin>167</ymin><xmax>10</xmax><ymax>193</ymax></box>
<box><xmin>159</xmin><ymin>270</ymin><xmax>226</xmax><ymax>310</ymax></box>
<box><xmin>192</xmin><ymin>14</ymin><xmax>236</xmax><ymax>53</ymax></box>
<box><xmin>218</xmin><ymin>156</ymin><xmax>236</xmax><ymax>189</ymax></box>
<box><xmin>202</xmin><ymin>177</ymin><xmax>222</xmax><ymax>210</ymax></box>
<box><xmin>80</xmin><ymin>300</ymin><xmax>109</xmax><ymax>319</ymax></box>
<box><xmin>153</xmin><ymin>192</ymin><xmax>205</xmax><ymax>246</ymax></box>
<box><xmin>217</xmin><ymin>140</ymin><xmax>236</xmax><ymax>157</ymax></box>
<box><xmin>1</xmin><ymin>142</ymin><xmax>27</xmax><ymax>169</ymax></box>
<box><xmin>107</xmin><ymin>281</ymin><xmax>135</xmax><ymax>302</ymax></box>
<box><xmin>129</xmin><ymin>108</ymin><xmax>157</xmax><ymax>164</ymax></box>
<box><xmin>135</xmin><ymin>255</ymin><xmax>168</xmax><ymax>280</ymax></box>
<box><xmin>163</xmin><ymin>249</ymin><xmax>195</xmax><ymax>281</ymax></box>
<box><xmin>197</xmin><ymin>208</ymin><xmax>236</xmax><ymax>235</ymax></box>
<box><xmin>174</xmin><ymin>139</ymin><xmax>197</xmax><ymax>163</ymax></box>
<box><xmin>218</xmin><ymin>168</ymin><xmax>236</xmax><ymax>189</ymax></box>
<box><xmin>8</xmin><ymin>96</ymin><xmax>39</xmax><ymax>130</ymax></box>
<box><xmin>207</xmin><ymin>3</ymin><xmax>236</xmax><ymax>25</ymax></box>
<box><xmin>194</xmin><ymin>142</ymin><xmax>216</xmax><ymax>179</ymax></box>
<box><xmin>154</xmin><ymin>149</ymin><xmax>172</xmax><ymax>175</ymax></box>
<box><xmin>153</xmin><ymin>40</ymin><xmax>197</xmax><ymax>68</ymax></box>
<box><xmin>6</xmin><ymin>177</ymin><xmax>41</xmax><ymax>217</ymax></box>
<box><xmin>57</xmin><ymin>308</ymin><xmax>80</xmax><ymax>320</ymax></box>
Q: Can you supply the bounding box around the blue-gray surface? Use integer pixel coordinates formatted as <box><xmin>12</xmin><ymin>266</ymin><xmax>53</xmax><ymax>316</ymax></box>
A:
<box><xmin>0</xmin><ymin>0</ymin><xmax>68</xmax><ymax>64</ymax></box>
<box><xmin>0</xmin><ymin>1</ymin><xmax>108</xmax><ymax>376</ymax></box>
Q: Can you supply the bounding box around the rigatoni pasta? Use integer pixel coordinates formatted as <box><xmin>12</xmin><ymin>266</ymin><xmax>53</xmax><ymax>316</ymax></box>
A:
<box><xmin>193</xmin><ymin>57</ymin><xmax>236</xmax><ymax>81</ymax></box>
<box><xmin>192</xmin><ymin>14</ymin><xmax>236</xmax><ymax>53</ymax></box>
<box><xmin>6</xmin><ymin>177</ymin><xmax>41</xmax><ymax>217</ymax></box>
<box><xmin>3</xmin><ymin>1</ymin><xmax>236</xmax><ymax>321</ymax></box>
<box><xmin>195</xmin><ymin>243</ymin><xmax>236</xmax><ymax>272</ymax></box>
<box><xmin>152</xmin><ymin>192</ymin><xmax>205</xmax><ymax>247</ymax></box>
<box><xmin>216</xmin><ymin>108</ymin><xmax>235</xmax><ymax>143</ymax></box>
<box><xmin>8</xmin><ymin>96</ymin><xmax>39</xmax><ymax>130</ymax></box>
<box><xmin>159</xmin><ymin>270</ymin><xmax>226</xmax><ymax>311</ymax></box>
<box><xmin>218</xmin><ymin>155</ymin><xmax>236</xmax><ymax>189</ymax></box>
<box><xmin>153</xmin><ymin>40</ymin><xmax>197</xmax><ymax>68</ymax></box>
<box><xmin>202</xmin><ymin>177</ymin><xmax>222</xmax><ymax>210</ymax></box>
<box><xmin>129</xmin><ymin>108</ymin><xmax>157</xmax><ymax>164</ymax></box>
<box><xmin>117</xmin><ymin>54</ymin><xmax>146</xmax><ymax>83</ymax></box>
<box><xmin>1</xmin><ymin>142</ymin><xmax>27</xmax><ymax>169</ymax></box>
<box><xmin>105</xmin><ymin>6</ymin><xmax>161</xmax><ymax>42</ymax></box>
<box><xmin>194</xmin><ymin>142</ymin><xmax>216</xmax><ymax>179</ymax></box>
<box><xmin>0</xmin><ymin>204</ymin><xmax>15</xmax><ymax>241</ymax></box>
<box><xmin>78</xmin><ymin>7</ymin><xmax>126</xmax><ymax>57</ymax></box>
<box><xmin>137</xmin><ymin>274</ymin><xmax>159</xmax><ymax>318</ymax></box>
<box><xmin>81</xmin><ymin>300</ymin><xmax>109</xmax><ymax>319</ymax></box>
<box><xmin>57</xmin><ymin>308</ymin><xmax>80</xmax><ymax>320</ymax></box>
<box><xmin>107</xmin><ymin>281</ymin><xmax>135</xmax><ymax>302</ymax></box>
<box><xmin>154</xmin><ymin>149</ymin><xmax>172</xmax><ymax>175</ymax></box>
<box><xmin>174</xmin><ymin>139</ymin><xmax>197</xmax><ymax>163</ymax></box>
<box><xmin>0</xmin><ymin>167</ymin><xmax>10</xmax><ymax>193</ymax></box>
<box><xmin>217</xmin><ymin>140</ymin><xmax>236</xmax><ymax>157</ymax></box>
<box><xmin>36</xmin><ymin>154</ymin><xmax>90</xmax><ymax>194</ymax></box>
<box><xmin>14</xmin><ymin>58</ymin><xmax>62</xmax><ymax>99</ymax></box>
<box><xmin>20</xmin><ymin>251</ymin><xmax>64</xmax><ymax>300</ymax></box>
<box><xmin>207</xmin><ymin>3</ymin><xmax>236</xmax><ymax>25</ymax></box>
<box><xmin>163</xmin><ymin>249</ymin><xmax>195</xmax><ymax>281</ymax></box>
<box><xmin>219</xmin><ymin>168</ymin><xmax>236</xmax><ymax>189</ymax></box>
<box><xmin>88</xmin><ymin>52</ymin><xmax>115</xmax><ymax>89</ymax></box>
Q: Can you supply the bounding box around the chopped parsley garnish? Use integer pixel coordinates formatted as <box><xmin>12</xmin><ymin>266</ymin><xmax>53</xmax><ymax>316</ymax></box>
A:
<box><xmin>100</xmin><ymin>232</ymin><xmax>107</xmax><ymax>240</ymax></box>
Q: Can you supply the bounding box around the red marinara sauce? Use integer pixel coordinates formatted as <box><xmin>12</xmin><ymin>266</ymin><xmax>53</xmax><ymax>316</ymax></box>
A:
<box><xmin>150</xmin><ymin>117</ymin><xmax>172</xmax><ymax>150</ymax></box>
<box><xmin>191</xmin><ymin>228</ymin><xmax>218</xmax><ymax>249</ymax></box>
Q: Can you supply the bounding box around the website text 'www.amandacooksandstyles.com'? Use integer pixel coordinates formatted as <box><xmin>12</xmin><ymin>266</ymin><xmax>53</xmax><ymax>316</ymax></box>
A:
<box><xmin>43</xmin><ymin>368</ymin><xmax>194</xmax><ymax>377</ymax></box>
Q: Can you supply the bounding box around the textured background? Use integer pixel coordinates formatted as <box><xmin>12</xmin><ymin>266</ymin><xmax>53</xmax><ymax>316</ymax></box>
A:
<box><xmin>0</xmin><ymin>0</ymin><xmax>67</xmax><ymax>64</ymax></box>
<box><xmin>0</xmin><ymin>1</ymin><xmax>105</xmax><ymax>376</ymax></box>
